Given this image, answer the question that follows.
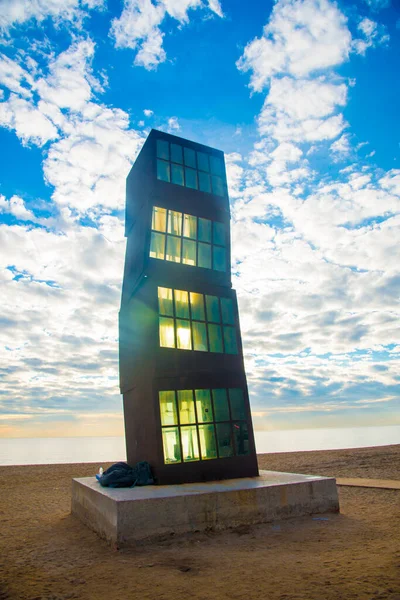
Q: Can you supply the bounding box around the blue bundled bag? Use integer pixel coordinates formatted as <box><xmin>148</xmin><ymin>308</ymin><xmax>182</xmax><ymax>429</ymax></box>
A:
<box><xmin>96</xmin><ymin>461</ymin><xmax>154</xmax><ymax>488</ymax></box>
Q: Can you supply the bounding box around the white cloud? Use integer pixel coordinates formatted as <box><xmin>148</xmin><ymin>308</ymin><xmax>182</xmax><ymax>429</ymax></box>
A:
<box><xmin>258</xmin><ymin>77</ymin><xmax>347</xmax><ymax>143</ymax></box>
<box><xmin>225</xmin><ymin>152</ymin><xmax>244</xmax><ymax>199</ymax></box>
<box><xmin>143</xmin><ymin>108</ymin><xmax>153</xmax><ymax>117</ymax></box>
<box><xmin>0</xmin><ymin>38</ymin><xmax>144</xmax><ymax>213</ymax></box>
<box><xmin>269</xmin><ymin>77</ymin><xmax>347</xmax><ymax>122</ymax></box>
<box><xmin>0</xmin><ymin>94</ymin><xmax>59</xmax><ymax>145</ymax></box>
<box><xmin>134</xmin><ymin>27</ymin><xmax>166</xmax><ymax>70</ymax></box>
<box><xmin>0</xmin><ymin>54</ymin><xmax>34</xmax><ymax>97</ymax></box>
<box><xmin>0</xmin><ymin>195</ymin><xmax>36</xmax><ymax>220</ymax></box>
<box><xmin>43</xmin><ymin>103</ymin><xmax>143</xmax><ymax>212</ymax></box>
<box><xmin>359</xmin><ymin>17</ymin><xmax>378</xmax><ymax>38</ymax></box>
<box><xmin>0</xmin><ymin>220</ymin><xmax>125</xmax><ymax>431</ymax></box>
<box><xmin>270</xmin><ymin>142</ymin><xmax>302</xmax><ymax>163</ymax></box>
<box><xmin>237</xmin><ymin>0</ymin><xmax>352</xmax><ymax>92</ymax></box>
<box><xmin>161</xmin><ymin>0</ymin><xmax>202</xmax><ymax>22</ymax></box>
<box><xmin>110</xmin><ymin>0</ymin><xmax>165</xmax><ymax>54</ymax></box>
<box><xmin>167</xmin><ymin>116</ymin><xmax>180</xmax><ymax>132</ymax></box>
<box><xmin>110</xmin><ymin>0</ymin><xmax>223</xmax><ymax>70</ymax></box>
<box><xmin>36</xmin><ymin>39</ymin><xmax>98</xmax><ymax>111</ymax></box>
<box><xmin>353</xmin><ymin>17</ymin><xmax>389</xmax><ymax>55</ymax></box>
<box><xmin>231</xmin><ymin>0</ymin><xmax>400</xmax><ymax>419</ymax></box>
<box><xmin>207</xmin><ymin>0</ymin><xmax>223</xmax><ymax>18</ymax></box>
<box><xmin>330</xmin><ymin>133</ymin><xmax>351</xmax><ymax>160</ymax></box>
<box><xmin>379</xmin><ymin>169</ymin><xmax>400</xmax><ymax>196</ymax></box>
<box><xmin>0</xmin><ymin>0</ymin><xmax>105</xmax><ymax>33</ymax></box>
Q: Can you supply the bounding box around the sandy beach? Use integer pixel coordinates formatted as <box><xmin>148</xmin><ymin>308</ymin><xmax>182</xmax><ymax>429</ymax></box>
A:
<box><xmin>0</xmin><ymin>444</ymin><xmax>399</xmax><ymax>600</ymax></box>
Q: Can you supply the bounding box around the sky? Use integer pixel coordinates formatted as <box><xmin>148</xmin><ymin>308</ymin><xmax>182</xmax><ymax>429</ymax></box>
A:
<box><xmin>0</xmin><ymin>0</ymin><xmax>399</xmax><ymax>439</ymax></box>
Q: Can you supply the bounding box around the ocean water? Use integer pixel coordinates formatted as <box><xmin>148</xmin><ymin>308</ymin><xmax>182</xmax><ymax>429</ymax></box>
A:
<box><xmin>0</xmin><ymin>425</ymin><xmax>399</xmax><ymax>466</ymax></box>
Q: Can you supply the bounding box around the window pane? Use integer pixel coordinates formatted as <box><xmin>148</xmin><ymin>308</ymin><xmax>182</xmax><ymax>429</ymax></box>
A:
<box><xmin>170</xmin><ymin>143</ymin><xmax>183</xmax><ymax>164</ymax></box>
<box><xmin>178</xmin><ymin>390</ymin><xmax>195</xmax><ymax>424</ymax></box>
<box><xmin>182</xmin><ymin>239</ymin><xmax>196</xmax><ymax>266</ymax></box>
<box><xmin>213</xmin><ymin>221</ymin><xmax>225</xmax><ymax>246</ymax></box>
<box><xmin>171</xmin><ymin>163</ymin><xmax>184</xmax><ymax>186</ymax></box>
<box><xmin>157</xmin><ymin>139</ymin><xmax>169</xmax><ymax>160</ymax></box>
<box><xmin>205</xmin><ymin>295</ymin><xmax>220</xmax><ymax>322</ymax></box>
<box><xmin>210</xmin><ymin>155</ymin><xmax>224</xmax><ymax>176</ymax></box>
<box><xmin>221</xmin><ymin>298</ymin><xmax>235</xmax><ymax>325</ymax></box>
<box><xmin>159</xmin><ymin>391</ymin><xmax>177</xmax><ymax>426</ymax></box>
<box><xmin>157</xmin><ymin>159</ymin><xmax>170</xmax><ymax>182</ymax></box>
<box><xmin>198</xmin><ymin>172</ymin><xmax>211</xmax><ymax>194</ymax></box>
<box><xmin>150</xmin><ymin>232</ymin><xmax>165</xmax><ymax>260</ymax></box>
<box><xmin>195</xmin><ymin>389</ymin><xmax>213</xmax><ymax>423</ymax></box>
<box><xmin>216</xmin><ymin>423</ymin><xmax>234</xmax><ymax>458</ymax></box>
<box><xmin>212</xmin><ymin>175</ymin><xmax>224</xmax><ymax>196</ymax></box>
<box><xmin>223</xmin><ymin>326</ymin><xmax>238</xmax><ymax>354</ymax></box>
<box><xmin>167</xmin><ymin>210</ymin><xmax>182</xmax><ymax>236</ymax></box>
<box><xmin>174</xmin><ymin>289</ymin><xmax>189</xmax><ymax>319</ymax></box>
<box><xmin>192</xmin><ymin>321</ymin><xmax>208</xmax><ymax>352</ymax></box>
<box><xmin>198</xmin><ymin>217</ymin><xmax>211</xmax><ymax>243</ymax></box>
<box><xmin>162</xmin><ymin>427</ymin><xmax>181</xmax><ymax>464</ymax></box>
<box><xmin>176</xmin><ymin>319</ymin><xmax>191</xmax><ymax>350</ymax></box>
<box><xmin>229</xmin><ymin>389</ymin><xmax>246</xmax><ymax>420</ymax></box>
<box><xmin>198</xmin><ymin>243</ymin><xmax>211</xmax><ymax>269</ymax></box>
<box><xmin>166</xmin><ymin>236</ymin><xmax>181</xmax><ymax>262</ymax></box>
<box><xmin>159</xmin><ymin>317</ymin><xmax>175</xmax><ymax>348</ymax></box>
<box><xmin>208</xmin><ymin>324</ymin><xmax>223</xmax><ymax>353</ymax></box>
<box><xmin>190</xmin><ymin>292</ymin><xmax>205</xmax><ymax>321</ymax></box>
<box><xmin>185</xmin><ymin>167</ymin><xmax>198</xmax><ymax>190</ymax></box>
<box><xmin>197</xmin><ymin>151</ymin><xmax>209</xmax><ymax>172</ymax></box>
<box><xmin>181</xmin><ymin>425</ymin><xmax>200</xmax><ymax>462</ymax></box>
<box><xmin>158</xmin><ymin>287</ymin><xmax>173</xmax><ymax>316</ymax></box>
<box><xmin>213</xmin><ymin>246</ymin><xmax>226</xmax><ymax>272</ymax></box>
<box><xmin>199</xmin><ymin>424</ymin><xmax>217</xmax><ymax>460</ymax></box>
<box><xmin>212</xmin><ymin>389</ymin><xmax>230</xmax><ymax>421</ymax></box>
<box><xmin>152</xmin><ymin>206</ymin><xmax>167</xmax><ymax>232</ymax></box>
<box><xmin>183</xmin><ymin>214</ymin><xmax>197</xmax><ymax>239</ymax></box>
<box><xmin>184</xmin><ymin>147</ymin><xmax>196</xmax><ymax>168</ymax></box>
<box><xmin>233</xmin><ymin>422</ymin><xmax>250</xmax><ymax>455</ymax></box>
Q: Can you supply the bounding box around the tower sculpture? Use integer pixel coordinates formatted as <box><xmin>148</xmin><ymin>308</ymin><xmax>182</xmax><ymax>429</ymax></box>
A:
<box><xmin>119</xmin><ymin>129</ymin><xmax>259</xmax><ymax>484</ymax></box>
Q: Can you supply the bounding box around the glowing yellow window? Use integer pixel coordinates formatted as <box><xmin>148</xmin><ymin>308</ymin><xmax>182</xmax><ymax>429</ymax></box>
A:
<box><xmin>178</xmin><ymin>390</ymin><xmax>196</xmax><ymax>424</ymax></box>
<box><xmin>176</xmin><ymin>319</ymin><xmax>191</xmax><ymax>350</ymax></box>
<box><xmin>159</xmin><ymin>317</ymin><xmax>175</xmax><ymax>348</ymax></box>
<box><xmin>166</xmin><ymin>236</ymin><xmax>181</xmax><ymax>262</ymax></box>
<box><xmin>162</xmin><ymin>427</ymin><xmax>181</xmax><ymax>463</ymax></box>
<box><xmin>150</xmin><ymin>232</ymin><xmax>165</xmax><ymax>259</ymax></box>
<box><xmin>152</xmin><ymin>206</ymin><xmax>167</xmax><ymax>232</ymax></box>
<box><xmin>195</xmin><ymin>389</ymin><xmax>213</xmax><ymax>422</ymax></box>
<box><xmin>158</xmin><ymin>287</ymin><xmax>173</xmax><ymax>316</ymax></box>
<box><xmin>174</xmin><ymin>290</ymin><xmax>189</xmax><ymax>319</ymax></box>
<box><xmin>182</xmin><ymin>239</ymin><xmax>196</xmax><ymax>266</ymax></box>
<box><xmin>181</xmin><ymin>426</ymin><xmax>200</xmax><ymax>462</ymax></box>
<box><xmin>167</xmin><ymin>210</ymin><xmax>182</xmax><ymax>236</ymax></box>
<box><xmin>183</xmin><ymin>214</ymin><xmax>197</xmax><ymax>239</ymax></box>
<box><xmin>190</xmin><ymin>292</ymin><xmax>205</xmax><ymax>321</ymax></box>
<box><xmin>192</xmin><ymin>321</ymin><xmax>207</xmax><ymax>351</ymax></box>
<box><xmin>159</xmin><ymin>391</ymin><xmax>178</xmax><ymax>426</ymax></box>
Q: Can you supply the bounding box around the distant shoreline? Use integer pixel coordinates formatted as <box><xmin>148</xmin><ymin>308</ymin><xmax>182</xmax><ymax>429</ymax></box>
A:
<box><xmin>1</xmin><ymin>443</ymin><xmax>399</xmax><ymax>473</ymax></box>
<box><xmin>1</xmin><ymin>426</ymin><xmax>399</xmax><ymax>466</ymax></box>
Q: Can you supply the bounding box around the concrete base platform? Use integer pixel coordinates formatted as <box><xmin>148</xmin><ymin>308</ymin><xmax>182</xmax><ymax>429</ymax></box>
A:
<box><xmin>71</xmin><ymin>470</ymin><xmax>339</xmax><ymax>547</ymax></box>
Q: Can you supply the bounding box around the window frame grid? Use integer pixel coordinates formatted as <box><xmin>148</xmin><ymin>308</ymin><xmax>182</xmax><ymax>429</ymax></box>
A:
<box><xmin>150</xmin><ymin>206</ymin><xmax>227</xmax><ymax>272</ymax></box>
<box><xmin>156</xmin><ymin>139</ymin><xmax>227</xmax><ymax>197</ymax></box>
<box><xmin>159</xmin><ymin>387</ymin><xmax>248</xmax><ymax>463</ymax></box>
<box><xmin>158</xmin><ymin>287</ymin><xmax>238</xmax><ymax>355</ymax></box>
